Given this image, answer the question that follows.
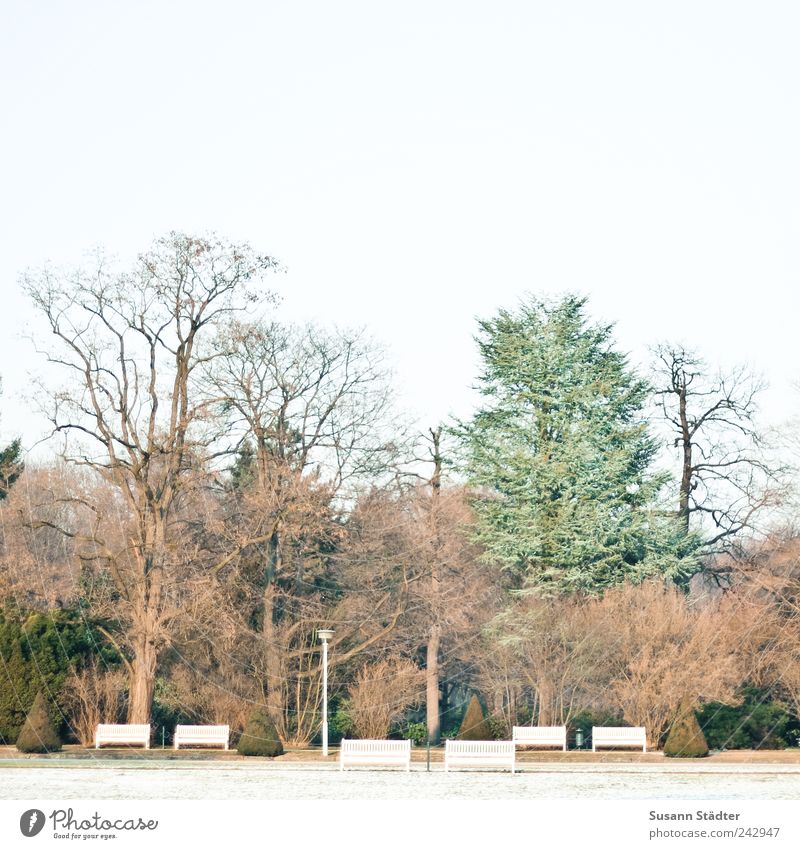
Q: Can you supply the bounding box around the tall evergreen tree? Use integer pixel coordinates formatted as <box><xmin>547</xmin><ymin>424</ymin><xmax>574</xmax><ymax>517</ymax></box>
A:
<box><xmin>0</xmin><ymin>375</ymin><xmax>23</xmax><ymax>498</ymax></box>
<box><xmin>457</xmin><ymin>295</ymin><xmax>698</xmax><ymax>595</ymax></box>
<box><xmin>0</xmin><ymin>437</ymin><xmax>22</xmax><ymax>498</ymax></box>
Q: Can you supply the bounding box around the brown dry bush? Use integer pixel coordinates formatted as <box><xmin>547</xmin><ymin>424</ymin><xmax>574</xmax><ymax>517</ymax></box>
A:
<box><xmin>161</xmin><ymin>664</ymin><xmax>255</xmax><ymax>735</ymax></box>
<box><xmin>346</xmin><ymin>658</ymin><xmax>423</xmax><ymax>739</ymax></box>
<box><xmin>588</xmin><ymin>581</ymin><xmax>760</xmax><ymax>747</ymax></box>
<box><xmin>730</xmin><ymin>534</ymin><xmax>800</xmax><ymax>718</ymax></box>
<box><xmin>61</xmin><ymin>658</ymin><xmax>127</xmax><ymax>746</ymax></box>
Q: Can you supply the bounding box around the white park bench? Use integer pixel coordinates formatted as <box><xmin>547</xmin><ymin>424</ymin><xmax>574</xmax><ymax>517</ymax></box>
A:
<box><xmin>513</xmin><ymin>726</ymin><xmax>567</xmax><ymax>751</ymax></box>
<box><xmin>444</xmin><ymin>740</ymin><xmax>516</xmax><ymax>773</ymax></box>
<box><xmin>94</xmin><ymin>724</ymin><xmax>151</xmax><ymax>749</ymax></box>
<box><xmin>339</xmin><ymin>739</ymin><xmax>411</xmax><ymax>771</ymax></box>
<box><xmin>592</xmin><ymin>726</ymin><xmax>647</xmax><ymax>752</ymax></box>
<box><xmin>174</xmin><ymin>724</ymin><xmax>230</xmax><ymax>750</ymax></box>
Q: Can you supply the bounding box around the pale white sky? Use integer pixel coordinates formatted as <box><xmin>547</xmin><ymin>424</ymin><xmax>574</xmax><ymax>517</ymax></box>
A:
<box><xmin>1</xmin><ymin>1</ymin><xmax>798</xmax><ymax>453</ymax></box>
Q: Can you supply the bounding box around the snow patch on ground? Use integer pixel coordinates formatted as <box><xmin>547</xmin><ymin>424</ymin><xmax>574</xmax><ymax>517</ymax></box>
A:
<box><xmin>1</xmin><ymin>762</ymin><xmax>798</xmax><ymax>800</ymax></box>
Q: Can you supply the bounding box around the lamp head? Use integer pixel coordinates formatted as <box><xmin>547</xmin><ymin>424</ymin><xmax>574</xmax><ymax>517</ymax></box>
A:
<box><xmin>317</xmin><ymin>629</ymin><xmax>334</xmax><ymax>642</ymax></box>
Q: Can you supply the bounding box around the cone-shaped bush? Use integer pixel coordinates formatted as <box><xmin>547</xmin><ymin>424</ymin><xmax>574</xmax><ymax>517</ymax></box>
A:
<box><xmin>457</xmin><ymin>694</ymin><xmax>492</xmax><ymax>740</ymax></box>
<box><xmin>237</xmin><ymin>706</ymin><xmax>284</xmax><ymax>757</ymax></box>
<box><xmin>664</xmin><ymin>702</ymin><xmax>709</xmax><ymax>758</ymax></box>
<box><xmin>15</xmin><ymin>692</ymin><xmax>62</xmax><ymax>754</ymax></box>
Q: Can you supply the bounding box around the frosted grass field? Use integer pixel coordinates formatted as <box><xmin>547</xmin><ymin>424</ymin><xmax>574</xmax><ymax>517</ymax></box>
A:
<box><xmin>1</xmin><ymin>762</ymin><xmax>798</xmax><ymax>800</ymax></box>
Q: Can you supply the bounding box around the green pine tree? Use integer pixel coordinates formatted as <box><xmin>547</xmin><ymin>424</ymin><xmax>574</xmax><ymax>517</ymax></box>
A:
<box><xmin>15</xmin><ymin>691</ymin><xmax>62</xmax><ymax>754</ymax></box>
<box><xmin>237</xmin><ymin>706</ymin><xmax>284</xmax><ymax>756</ymax></box>
<box><xmin>0</xmin><ymin>437</ymin><xmax>22</xmax><ymax>498</ymax></box>
<box><xmin>664</xmin><ymin>701</ymin><xmax>709</xmax><ymax>757</ymax></box>
<box><xmin>456</xmin><ymin>295</ymin><xmax>699</xmax><ymax>595</ymax></box>
<box><xmin>457</xmin><ymin>695</ymin><xmax>492</xmax><ymax>741</ymax></box>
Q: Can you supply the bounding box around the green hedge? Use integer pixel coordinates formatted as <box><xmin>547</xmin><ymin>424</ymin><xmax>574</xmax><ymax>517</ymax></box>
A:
<box><xmin>698</xmin><ymin>688</ymin><xmax>799</xmax><ymax>750</ymax></box>
<box><xmin>0</xmin><ymin>608</ymin><xmax>114</xmax><ymax>744</ymax></box>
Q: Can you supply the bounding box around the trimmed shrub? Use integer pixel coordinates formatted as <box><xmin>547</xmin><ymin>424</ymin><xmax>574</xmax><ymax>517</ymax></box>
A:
<box><xmin>16</xmin><ymin>692</ymin><xmax>62</xmax><ymax>754</ymax></box>
<box><xmin>457</xmin><ymin>695</ymin><xmax>492</xmax><ymax>740</ymax></box>
<box><xmin>237</xmin><ymin>706</ymin><xmax>284</xmax><ymax>757</ymax></box>
<box><xmin>663</xmin><ymin>702</ymin><xmax>709</xmax><ymax>758</ymax></box>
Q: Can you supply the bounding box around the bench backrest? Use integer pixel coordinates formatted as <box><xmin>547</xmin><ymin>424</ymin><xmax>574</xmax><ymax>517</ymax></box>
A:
<box><xmin>94</xmin><ymin>724</ymin><xmax>150</xmax><ymax>747</ymax></box>
<box><xmin>175</xmin><ymin>725</ymin><xmax>229</xmax><ymax>740</ymax></box>
<box><xmin>513</xmin><ymin>726</ymin><xmax>566</xmax><ymax>742</ymax></box>
<box><xmin>96</xmin><ymin>724</ymin><xmax>150</xmax><ymax>740</ymax></box>
<box><xmin>445</xmin><ymin>740</ymin><xmax>515</xmax><ymax>755</ymax></box>
<box><xmin>592</xmin><ymin>726</ymin><xmax>646</xmax><ymax>742</ymax></box>
<box><xmin>340</xmin><ymin>739</ymin><xmax>411</xmax><ymax>755</ymax></box>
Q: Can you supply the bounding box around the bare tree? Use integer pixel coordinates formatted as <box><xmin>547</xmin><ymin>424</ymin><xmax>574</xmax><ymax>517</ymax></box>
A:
<box><xmin>22</xmin><ymin>232</ymin><xmax>278</xmax><ymax>722</ymax></box>
<box><xmin>424</xmin><ymin>427</ymin><xmax>444</xmax><ymax>744</ymax></box>
<box><xmin>401</xmin><ymin>428</ymin><xmax>495</xmax><ymax>744</ymax></box>
<box><xmin>204</xmin><ymin>320</ymin><xmax>410</xmax><ymax>735</ymax></box>
<box><xmin>484</xmin><ymin>596</ymin><xmax>603</xmax><ymax>727</ymax></box>
<box><xmin>727</xmin><ymin>531</ymin><xmax>800</xmax><ymax>719</ymax></box>
<box><xmin>0</xmin><ymin>464</ymin><xmax>86</xmax><ymax>608</ymax></box>
<box><xmin>652</xmin><ymin>344</ymin><xmax>784</xmax><ymax>554</ymax></box>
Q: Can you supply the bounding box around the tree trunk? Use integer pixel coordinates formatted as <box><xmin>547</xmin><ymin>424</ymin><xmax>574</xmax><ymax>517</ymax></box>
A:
<box><xmin>127</xmin><ymin>633</ymin><xmax>158</xmax><ymax>724</ymax></box>
<box><xmin>426</xmin><ymin>427</ymin><xmax>443</xmax><ymax>744</ymax></box>
<box><xmin>537</xmin><ymin>678</ymin><xmax>553</xmax><ymax>726</ymax></box>
<box><xmin>127</xmin><ymin>523</ymin><xmax>166</xmax><ymax>725</ymax></box>
<box><xmin>263</xmin><ymin>532</ymin><xmax>284</xmax><ymax>728</ymax></box>
<box><xmin>492</xmin><ymin>689</ymin><xmax>504</xmax><ymax>717</ymax></box>
<box><xmin>678</xmin><ymin>383</ymin><xmax>692</xmax><ymax>533</ymax></box>
<box><xmin>426</xmin><ymin>623</ymin><xmax>441</xmax><ymax>744</ymax></box>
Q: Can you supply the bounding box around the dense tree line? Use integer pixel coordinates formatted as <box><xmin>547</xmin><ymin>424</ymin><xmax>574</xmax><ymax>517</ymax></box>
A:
<box><xmin>0</xmin><ymin>233</ymin><xmax>796</xmax><ymax>751</ymax></box>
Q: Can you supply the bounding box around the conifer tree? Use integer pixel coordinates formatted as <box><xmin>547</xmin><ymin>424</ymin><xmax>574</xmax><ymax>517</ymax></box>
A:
<box><xmin>15</xmin><ymin>692</ymin><xmax>62</xmax><ymax>754</ymax></box>
<box><xmin>457</xmin><ymin>295</ymin><xmax>699</xmax><ymax>595</ymax></box>
<box><xmin>664</xmin><ymin>701</ymin><xmax>709</xmax><ymax>757</ymax></box>
<box><xmin>237</xmin><ymin>706</ymin><xmax>284</xmax><ymax>756</ymax></box>
<box><xmin>0</xmin><ymin>437</ymin><xmax>22</xmax><ymax>498</ymax></box>
<box><xmin>457</xmin><ymin>694</ymin><xmax>492</xmax><ymax>740</ymax></box>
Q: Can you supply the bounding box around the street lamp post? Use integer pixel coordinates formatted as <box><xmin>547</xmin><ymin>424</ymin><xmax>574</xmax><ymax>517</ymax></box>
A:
<box><xmin>317</xmin><ymin>629</ymin><xmax>334</xmax><ymax>756</ymax></box>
